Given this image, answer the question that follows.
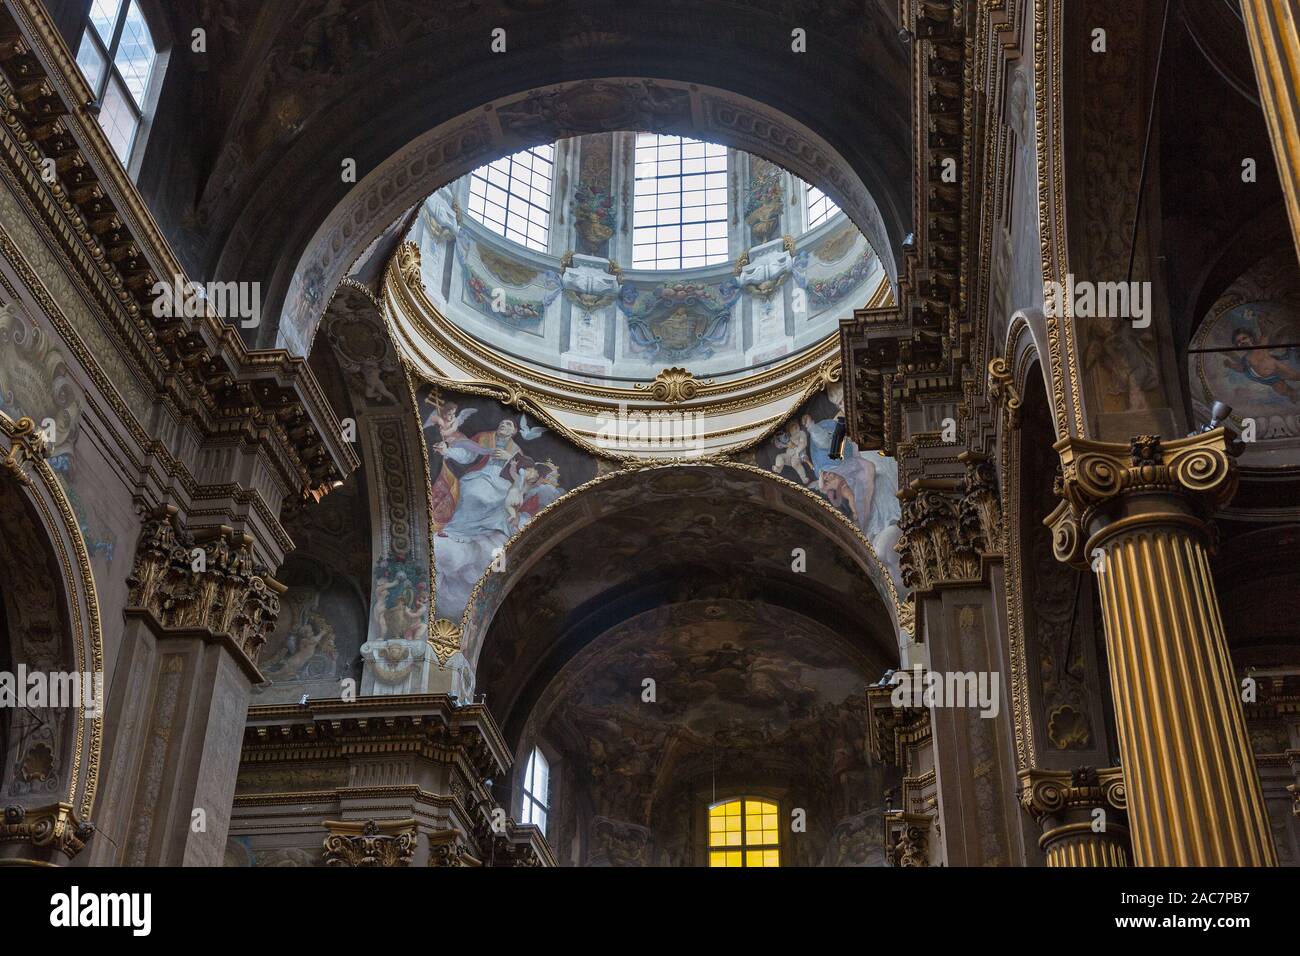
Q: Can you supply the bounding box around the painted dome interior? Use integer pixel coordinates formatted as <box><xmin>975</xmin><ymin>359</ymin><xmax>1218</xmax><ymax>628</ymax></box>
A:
<box><xmin>405</xmin><ymin>133</ymin><xmax>886</xmax><ymax>386</ymax></box>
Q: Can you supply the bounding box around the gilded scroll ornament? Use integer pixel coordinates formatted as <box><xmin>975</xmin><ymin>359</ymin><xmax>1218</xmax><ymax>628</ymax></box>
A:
<box><xmin>987</xmin><ymin>356</ymin><xmax>1022</xmax><ymax>428</ymax></box>
<box><xmin>1</xmin><ymin>415</ymin><xmax>49</xmax><ymax>484</ymax></box>
<box><xmin>635</xmin><ymin>367</ymin><xmax>713</xmax><ymax>404</ymax></box>
<box><xmin>322</xmin><ymin>818</ymin><xmax>417</xmax><ymax>867</ymax></box>
<box><xmin>396</xmin><ymin>241</ymin><xmax>422</xmax><ymax>287</ymax></box>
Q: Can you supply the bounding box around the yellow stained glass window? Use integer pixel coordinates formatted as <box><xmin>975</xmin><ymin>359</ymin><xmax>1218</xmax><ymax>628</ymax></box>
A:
<box><xmin>707</xmin><ymin>798</ymin><xmax>780</xmax><ymax>867</ymax></box>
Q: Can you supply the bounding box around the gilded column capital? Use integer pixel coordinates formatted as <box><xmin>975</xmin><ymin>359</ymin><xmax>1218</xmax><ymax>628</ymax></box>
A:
<box><xmin>0</xmin><ymin>802</ymin><xmax>94</xmax><ymax>864</ymax></box>
<box><xmin>428</xmin><ymin>828</ymin><xmax>482</xmax><ymax>867</ymax></box>
<box><xmin>126</xmin><ymin>505</ymin><xmax>284</xmax><ymax>670</ymax></box>
<box><xmin>895</xmin><ymin>482</ymin><xmax>977</xmax><ymax>591</ymax></box>
<box><xmin>895</xmin><ymin>455</ymin><xmax>1001</xmax><ymax>590</ymax></box>
<box><xmin>1018</xmin><ymin>767</ymin><xmax>1131</xmax><ymax>867</ymax></box>
<box><xmin>884</xmin><ymin>812</ymin><xmax>931</xmax><ymax>867</ymax></box>
<box><xmin>322</xmin><ymin>819</ymin><xmax>418</xmax><ymax>867</ymax></box>
<box><xmin>1048</xmin><ymin>429</ymin><xmax>1239</xmax><ymax>566</ymax></box>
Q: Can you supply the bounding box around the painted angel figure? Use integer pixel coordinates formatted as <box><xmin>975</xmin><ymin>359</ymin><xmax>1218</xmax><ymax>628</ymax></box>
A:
<box><xmin>503</xmin><ymin>458</ymin><xmax>564</xmax><ymax>532</ymax></box>
<box><xmin>334</xmin><ymin>350</ymin><xmax>401</xmax><ymax>405</ymax></box>
<box><xmin>263</xmin><ymin>592</ymin><xmax>336</xmax><ymax>681</ymax></box>
<box><xmin>1223</xmin><ymin>308</ymin><xmax>1300</xmax><ymax>401</ymax></box>
<box><xmin>423</xmin><ymin>395</ymin><xmax>477</xmax><ymax>443</ymax></box>
<box><xmin>771</xmin><ymin>420</ymin><xmax>813</xmax><ymax>483</ymax></box>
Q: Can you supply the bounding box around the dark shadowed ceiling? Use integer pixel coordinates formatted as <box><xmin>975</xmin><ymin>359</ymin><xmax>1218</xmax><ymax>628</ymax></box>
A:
<box><xmin>55</xmin><ymin>0</ymin><xmax>912</xmax><ymax>352</ymax></box>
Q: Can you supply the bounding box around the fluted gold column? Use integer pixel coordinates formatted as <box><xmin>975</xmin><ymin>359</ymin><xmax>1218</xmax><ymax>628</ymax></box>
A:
<box><xmin>1242</xmin><ymin>1</ymin><xmax>1300</xmax><ymax>263</ymax></box>
<box><xmin>1047</xmin><ymin>431</ymin><xmax>1277</xmax><ymax>866</ymax></box>
<box><xmin>1020</xmin><ymin>768</ymin><xmax>1130</xmax><ymax>866</ymax></box>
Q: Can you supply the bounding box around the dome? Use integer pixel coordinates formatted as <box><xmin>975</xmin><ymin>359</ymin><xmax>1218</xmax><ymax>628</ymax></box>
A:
<box><xmin>386</xmin><ymin>133</ymin><xmax>890</xmax><ymax>456</ymax></box>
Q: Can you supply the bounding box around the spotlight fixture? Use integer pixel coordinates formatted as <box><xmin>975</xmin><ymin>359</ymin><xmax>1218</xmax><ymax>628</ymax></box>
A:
<box><xmin>829</xmin><ymin>416</ymin><xmax>848</xmax><ymax>460</ymax></box>
<box><xmin>1189</xmin><ymin>400</ymin><xmax>1232</xmax><ymax>435</ymax></box>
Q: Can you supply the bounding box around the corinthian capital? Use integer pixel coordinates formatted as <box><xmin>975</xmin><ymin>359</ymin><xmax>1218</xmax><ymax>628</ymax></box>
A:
<box><xmin>322</xmin><ymin>819</ymin><xmax>417</xmax><ymax>867</ymax></box>
<box><xmin>1047</xmin><ymin>429</ymin><xmax>1239</xmax><ymax>566</ymax></box>
<box><xmin>126</xmin><ymin>505</ymin><xmax>284</xmax><ymax>666</ymax></box>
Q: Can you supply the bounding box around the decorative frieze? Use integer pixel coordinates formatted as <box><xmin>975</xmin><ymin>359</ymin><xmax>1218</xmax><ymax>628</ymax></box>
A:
<box><xmin>238</xmin><ymin>696</ymin><xmax>555</xmax><ymax>867</ymax></box>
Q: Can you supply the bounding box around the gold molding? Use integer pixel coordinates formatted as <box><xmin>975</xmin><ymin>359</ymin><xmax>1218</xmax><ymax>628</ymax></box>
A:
<box><xmin>385</xmin><ymin>251</ymin><xmax>866</xmax><ymax>415</ymax></box>
<box><xmin>635</xmin><ymin>367</ymin><xmax>713</xmax><ymax>404</ymax></box>
<box><xmin>1242</xmin><ymin>0</ymin><xmax>1300</xmax><ymax>265</ymax></box>
<box><xmin>0</xmin><ymin>411</ymin><xmax>103</xmax><ymax>825</ymax></box>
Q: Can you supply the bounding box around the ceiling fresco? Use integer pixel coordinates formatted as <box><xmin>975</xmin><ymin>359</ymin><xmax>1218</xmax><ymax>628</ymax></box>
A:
<box><xmin>470</xmin><ymin>464</ymin><xmax>898</xmax><ymax>741</ymax></box>
<box><xmin>523</xmin><ymin>598</ymin><xmax>887</xmax><ymax>866</ymax></box>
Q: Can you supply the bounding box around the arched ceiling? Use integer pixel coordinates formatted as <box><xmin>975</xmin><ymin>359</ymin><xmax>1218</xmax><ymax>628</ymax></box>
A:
<box><xmin>142</xmin><ymin>0</ymin><xmax>910</xmax><ymax>354</ymax></box>
<box><xmin>463</xmin><ymin>464</ymin><xmax>899</xmax><ymax>743</ymax></box>
<box><xmin>523</xmin><ymin>597</ymin><xmax>887</xmax><ymax>865</ymax></box>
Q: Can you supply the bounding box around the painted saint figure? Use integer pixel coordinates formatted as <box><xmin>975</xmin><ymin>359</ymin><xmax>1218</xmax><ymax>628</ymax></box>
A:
<box><xmin>428</xmin><ymin>409</ymin><xmax>560</xmax><ymax>618</ymax></box>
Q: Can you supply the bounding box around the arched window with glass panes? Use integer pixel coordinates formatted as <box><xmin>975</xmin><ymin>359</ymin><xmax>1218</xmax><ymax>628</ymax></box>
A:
<box><xmin>708</xmin><ymin>797</ymin><xmax>780</xmax><ymax>867</ymax></box>
<box><xmin>467</xmin><ymin>146</ymin><xmax>556</xmax><ymax>252</ymax></box>
<box><xmin>805</xmin><ymin>183</ymin><xmax>841</xmax><ymax>229</ymax></box>
<box><xmin>632</xmin><ymin>134</ymin><xmax>729</xmax><ymax>270</ymax></box>
<box><xmin>76</xmin><ymin>0</ymin><xmax>163</xmax><ymax>167</ymax></box>
<box><xmin>520</xmin><ymin>746</ymin><xmax>550</xmax><ymax>833</ymax></box>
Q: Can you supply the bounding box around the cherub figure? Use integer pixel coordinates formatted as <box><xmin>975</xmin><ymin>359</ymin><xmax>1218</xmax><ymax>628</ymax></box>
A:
<box><xmin>423</xmin><ymin>396</ymin><xmax>477</xmax><ymax>442</ymax></box>
<box><xmin>1223</xmin><ymin>313</ymin><xmax>1300</xmax><ymax>401</ymax></box>
<box><xmin>772</xmin><ymin>420</ymin><xmax>813</xmax><ymax>483</ymax></box>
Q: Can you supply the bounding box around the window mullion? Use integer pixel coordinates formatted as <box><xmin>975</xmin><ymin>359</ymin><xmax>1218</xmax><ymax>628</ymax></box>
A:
<box><xmin>105</xmin><ymin>2</ymin><xmax>129</xmax><ymax>64</ymax></box>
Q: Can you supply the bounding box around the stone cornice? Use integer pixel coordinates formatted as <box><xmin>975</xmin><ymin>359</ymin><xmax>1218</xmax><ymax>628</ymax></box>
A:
<box><xmin>242</xmin><ymin>695</ymin><xmax>513</xmax><ymax>782</ymax></box>
<box><xmin>0</xmin><ymin>3</ymin><xmax>356</xmax><ymax>505</ymax></box>
<box><xmin>840</xmin><ymin>0</ymin><xmax>969</xmax><ymax>456</ymax></box>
